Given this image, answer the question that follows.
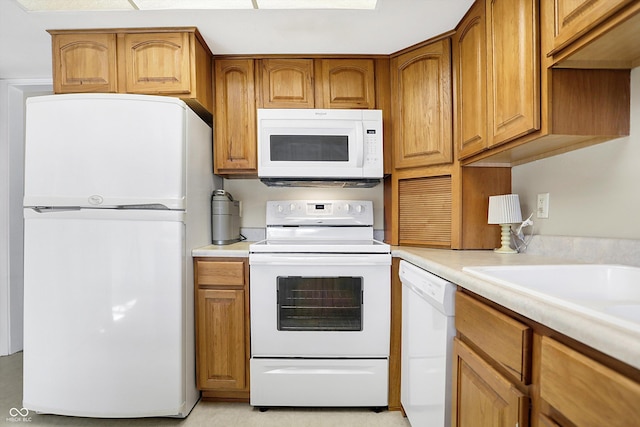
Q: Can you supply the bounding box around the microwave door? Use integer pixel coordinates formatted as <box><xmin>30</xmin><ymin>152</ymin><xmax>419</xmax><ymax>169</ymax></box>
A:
<box><xmin>259</xmin><ymin>123</ymin><xmax>361</xmax><ymax>178</ymax></box>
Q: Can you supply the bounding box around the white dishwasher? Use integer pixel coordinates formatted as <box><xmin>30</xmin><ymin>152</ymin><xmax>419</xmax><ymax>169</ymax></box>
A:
<box><xmin>399</xmin><ymin>260</ymin><xmax>456</xmax><ymax>427</ymax></box>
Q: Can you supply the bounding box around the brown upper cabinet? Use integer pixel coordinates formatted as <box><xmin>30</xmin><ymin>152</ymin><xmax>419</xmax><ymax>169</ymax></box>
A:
<box><xmin>391</xmin><ymin>38</ymin><xmax>453</xmax><ymax>169</ymax></box>
<box><xmin>48</xmin><ymin>28</ymin><xmax>213</xmax><ymax>124</ymax></box>
<box><xmin>486</xmin><ymin>0</ymin><xmax>541</xmax><ymax>148</ymax></box>
<box><xmin>317</xmin><ymin>59</ymin><xmax>376</xmax><ymax>109</ymax></box>
<box><xmin>214</xmin><ymin>56</ymin><xmax>381</xmax><ymax>177</ymax></box>
<box><xmin>259</xmin><ymin>59</ymin><xmax>315</xmax><ymax>108</ymax></box>
<box><xmin>549</xmin><ymin>0</ymin><xmax>635</xmax><ymax>56</ymax></box>
<box><xmin>51</xmin><ymin>32</ymin><xmax>118</xmax><ymax>94</ymax></box>
<box><xmin>454</xmin><ymin>0</ymin><xmax>540</xmax><ymax>159</ymax></box>
<box><xmin>214</xmin><ymin>59</ymin><xmax>257</xmax><ymax>175</ymax></box>
<box><xmin>122</xmin><ymin>32</ymin><xmax>192</xmax><ymax>95</ymax></box>
<box><xmin>257</xmin><ymin>58</ymin><xmax>377</xmax><ymax>109</ymax></box>
<box><xmin>456</xmin><ymin>0</ymin><xmax>632</xmax><ymax>166</ymax></box>
<box><xmin>547</xmin><ymin>0</ymin><xmax>640</xmax><ymax>68</ymax></box>
<box><xmin>453</xmin><ymin>0</ymin><xmax>487</xmax><ymax>159</ymax></box>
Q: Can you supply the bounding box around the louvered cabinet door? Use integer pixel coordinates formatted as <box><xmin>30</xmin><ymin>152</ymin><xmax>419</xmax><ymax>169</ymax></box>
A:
<box><xmin>398</xmin><ymin>175</ymin><xmax>452</xmax><ymax>247</ymax></box>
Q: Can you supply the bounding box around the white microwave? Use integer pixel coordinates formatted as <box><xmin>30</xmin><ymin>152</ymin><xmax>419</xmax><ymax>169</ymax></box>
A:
<box><xmin>257</xmin><ymin>109</ymin><xmax>383</xmax><ymax>186</ymax></box>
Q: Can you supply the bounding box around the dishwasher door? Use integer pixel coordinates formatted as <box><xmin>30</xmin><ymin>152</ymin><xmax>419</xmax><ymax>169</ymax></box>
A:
<box><xmin>399</xmin><ymin>260</ymin><xmax>455</xmax><ymax>427</ymax></box>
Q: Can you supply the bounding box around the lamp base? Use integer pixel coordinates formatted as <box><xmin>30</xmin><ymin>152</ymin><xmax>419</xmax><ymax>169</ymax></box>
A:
<box><xmin>494</xmin><ymin>224</ymin><xmax>518</xmax><ymax>254</ymax></box>
<box><xmin>494</xmin><ymin>247</ymin><xmax>518</xmax><ymax>254</ymax></box>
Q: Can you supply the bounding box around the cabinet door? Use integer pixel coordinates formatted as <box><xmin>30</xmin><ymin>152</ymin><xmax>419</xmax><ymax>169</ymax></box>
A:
<box><xmin>486</xmin><ymin>0</ymin><xmax>540</xmax><ymax>147</ymax></box>
<box><xmin>392</xmin><ymin>39</ymin><xmax>452</xmax><ymax>168</ymax></box>
<box><xmin>51</xmin><ymin>33</ymin><xmax>118</xmax><ymax>94</ymax></box>
<box><xmin>539</xmin><ymin>336</ymin><xmax>640</xmax><ymax>427</ymax></box>
<box><xmin>123</xmin><ymin>32</ymin><xmax>191</xmax><ymax>94</ymax></box>
<box><xmin>551</xmin><ymin>0</ymin><xmax>633</xmax><ymax>54</ymax></box>
<box><xmin>260</xmin><ymin>59</ymin><xmax>314</xmax><ymax>108</ymax></box>
<box><xmin>197</xmin><ymin>288</ymin><xmax>246</xmax><ymax>390</ymax></box>
<box><xmin>454</xmin><ymin>0</ymin><xmax>487</xmax><ymax>159</ymax></box>
<box><xmin>319</xmin><ymin>59</ymin><xmax>376</xmax><ymax>109</ymax></box>
<box><xmin>452</xmin><ymin>338</ymin><xmax>529</xmax><ymax>427</ymax></box>
<box><xmin>214</xmin><ymin>59</ymin><xmax>257</xmax><ymax>174</ymax></box>
<box><xmin>398</xmin><ymin>175</ymin><xmax>452</xmax><ymax>247</ymax></box>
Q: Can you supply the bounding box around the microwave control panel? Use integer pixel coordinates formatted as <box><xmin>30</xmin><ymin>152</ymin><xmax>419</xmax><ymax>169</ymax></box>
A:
<box><xmin>363</xmin><ymin>115</ymin><xmax>383</xmax><ymax>175</ymax></box>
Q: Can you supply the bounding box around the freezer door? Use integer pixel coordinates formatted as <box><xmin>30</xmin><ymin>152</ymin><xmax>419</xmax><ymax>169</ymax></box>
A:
<box><xmin>24</xmin><ymin>94</ymin><xmax>189</xmax><ymax>209</ymax></box>
<box><xmin>23</xmin><ymin>208</ymin><xmax>189</xmax><ymax>417</ymax></box>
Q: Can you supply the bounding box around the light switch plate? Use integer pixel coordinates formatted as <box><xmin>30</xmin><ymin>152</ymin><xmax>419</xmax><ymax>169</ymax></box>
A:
<box><xmin>537</xmin><ymin>193</ymin><xmax>549</xmax><ymax>218</ymax></box>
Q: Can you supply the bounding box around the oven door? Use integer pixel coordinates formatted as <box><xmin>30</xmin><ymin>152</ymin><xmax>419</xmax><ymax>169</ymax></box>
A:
<box><xmin>249</xmin><ymin>253</ymin><xmax>390</xmax><ymax>358</ymax></box>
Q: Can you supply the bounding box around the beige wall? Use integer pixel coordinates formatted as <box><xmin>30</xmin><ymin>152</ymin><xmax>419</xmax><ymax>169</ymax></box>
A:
<box><xmin>512</xmin><ymin>67</ymin><xmax>639</xmax><ymax>240</ymax></box>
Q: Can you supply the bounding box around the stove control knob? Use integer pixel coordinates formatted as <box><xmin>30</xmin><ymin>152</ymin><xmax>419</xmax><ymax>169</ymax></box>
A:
<box><xmin>343</xmin><ymin>203</ymin><xmax>351</xmax><ymax>212</ymax></box>
<box><xmin>355</xmin><ymin>204</ymin><xmax>365</xmax><ymax>214</ymax></box>
<box><xmin>290</xmin><ymin>203</ymin><xmax>297</xmax><ymax>212</ymax></box>
<box><xmin>277</xmin><ymin>204</ymin><xmax>284</xmax><ymax>213</ymax></box>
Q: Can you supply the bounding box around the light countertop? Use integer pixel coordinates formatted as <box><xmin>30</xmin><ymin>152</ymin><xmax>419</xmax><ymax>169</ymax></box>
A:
<box><xmin>192</xmin><ymin>241</ymin><xmax>253</xmax><ymax>257</ymax></box>
<box><xmin>191</xmin><ymin>243</ymin><xmax>640</xmax><ymax>370</ymax></box>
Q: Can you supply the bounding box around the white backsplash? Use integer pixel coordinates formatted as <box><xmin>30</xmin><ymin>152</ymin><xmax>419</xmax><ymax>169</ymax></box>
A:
<box><xmin>240</xmin><ymin>227</ymin><xmax>266</xmax><ymax>242</ymax></box>
<box><xmin>523</xmin><ymin>235</ymin><xmax>640</xmax><ymax>267</ymax></box>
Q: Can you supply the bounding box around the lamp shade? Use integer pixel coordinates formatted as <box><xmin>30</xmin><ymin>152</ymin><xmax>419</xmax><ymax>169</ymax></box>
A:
<box><xmin>488</xmin><ymin>194</ymin><xmax>522</xmax><ymax>224</ymax></box>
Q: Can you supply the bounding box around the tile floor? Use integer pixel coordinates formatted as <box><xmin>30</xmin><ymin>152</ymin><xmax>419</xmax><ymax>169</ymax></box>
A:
<box><xmin>1</xmin><ymin>352</ymin><xmax>411</xmax><ymax>427</ymax></box>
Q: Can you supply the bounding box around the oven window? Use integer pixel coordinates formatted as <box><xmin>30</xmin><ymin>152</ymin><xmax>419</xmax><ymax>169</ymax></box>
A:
<box><xmin>270</xmin><ymin>135</ymin><xmax>349</xmax><ymax>162</ymax></box>
<box><xmin>277</xmin><ymin>276</ymin><xmax>362</xmax><ymax>331</ymax></box>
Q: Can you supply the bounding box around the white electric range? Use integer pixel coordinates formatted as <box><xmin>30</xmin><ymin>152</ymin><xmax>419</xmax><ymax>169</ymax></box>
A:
<box><xmin>249</xmin><ymin>200</ymin><xmax>391</xmax><ymax>409</ymax></box>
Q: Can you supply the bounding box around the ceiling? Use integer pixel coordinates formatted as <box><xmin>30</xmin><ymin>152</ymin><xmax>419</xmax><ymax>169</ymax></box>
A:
<box><xmin>0</xmin><ymin>0</ymin><xmax>473</xmax><ymax>79</ymax></box>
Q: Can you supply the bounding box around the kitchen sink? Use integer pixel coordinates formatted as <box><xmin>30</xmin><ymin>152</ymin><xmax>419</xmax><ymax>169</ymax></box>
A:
<box><xmin>462</xmin><ymin>264</ymin><xmax>640</xmax><ymax>326</ymax></box>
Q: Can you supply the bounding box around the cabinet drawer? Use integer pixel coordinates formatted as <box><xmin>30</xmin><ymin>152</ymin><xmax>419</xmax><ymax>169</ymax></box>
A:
<box><xmin>196</xmin><ymin>260</ymin><xmax>245</xmax><ymax>287</ymax></box>
<box><xmin>455</xmin><ymin>292</ymin><xmax>531</xmax><ymax>383</ymax></box>
<box><xmin>539</xmin><ymin>336</ymin><xmax>640</xmax><ymax>427</ymax></box>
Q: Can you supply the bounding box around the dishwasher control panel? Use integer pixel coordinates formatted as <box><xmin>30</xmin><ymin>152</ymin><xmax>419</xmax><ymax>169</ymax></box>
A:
<box><xmin>399</xmin><ymin>260</ymin><xmax>455</xmax><ymax>314</ymax></box>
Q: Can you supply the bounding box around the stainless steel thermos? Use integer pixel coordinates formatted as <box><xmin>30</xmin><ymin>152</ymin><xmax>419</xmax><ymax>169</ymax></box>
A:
<box><xmin>211</xmin><ymin>189</ymin><xmax>240</xmax><ymax>245</ymax></box>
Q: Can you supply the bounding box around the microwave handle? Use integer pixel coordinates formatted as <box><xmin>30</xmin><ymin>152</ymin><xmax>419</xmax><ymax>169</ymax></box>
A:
<box><xmin>356</xmin><ymin>123</ymin><xmax>365</xmax><ymax>167</ymax></box>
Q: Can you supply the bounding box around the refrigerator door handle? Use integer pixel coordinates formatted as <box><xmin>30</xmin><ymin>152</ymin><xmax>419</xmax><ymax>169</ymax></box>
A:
<box><xmin>115</xmin><ymin>203</ymin><xmax>171</xmax><ymax>210</ymax></box>
<box><xmin>31</xmin><ymin>207</ymin><xmax>81</xmax><ymax>213</ymax></box>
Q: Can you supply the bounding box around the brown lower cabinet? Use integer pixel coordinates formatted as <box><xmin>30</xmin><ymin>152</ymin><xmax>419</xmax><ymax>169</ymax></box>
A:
<box><xmin>194</xmin><ymin>257</ymin><xmax>250</xmax><ymax>401</ymax></box>
<box><xmin>452</xmin><ymin>338</ymin><xmax>529</xmax><ymax>427</ymax></box>
<box><xmin>453</xmin><ymin>290</ymin><xmax>640</xmax><ymax>427</ymax></box>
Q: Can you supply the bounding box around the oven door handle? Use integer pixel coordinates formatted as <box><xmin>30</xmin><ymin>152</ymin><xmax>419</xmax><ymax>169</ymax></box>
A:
<box><xmin>249</xmin><ymin>253</ymin><xmax>390</xmax><ymax>265</ymax></box>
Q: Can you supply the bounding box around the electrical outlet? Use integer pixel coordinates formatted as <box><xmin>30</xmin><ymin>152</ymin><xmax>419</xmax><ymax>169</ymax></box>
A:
<box><xmin>537</xmin><ymin>193</ymin><xmax>549</xmax><ymax>219</ymax></box>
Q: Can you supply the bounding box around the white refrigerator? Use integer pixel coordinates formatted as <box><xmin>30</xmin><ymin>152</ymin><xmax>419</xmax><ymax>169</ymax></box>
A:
<box><xmin>22</xmin><ymin>94</ymin><xmax>214</xmax><ymax>418</ymax></box>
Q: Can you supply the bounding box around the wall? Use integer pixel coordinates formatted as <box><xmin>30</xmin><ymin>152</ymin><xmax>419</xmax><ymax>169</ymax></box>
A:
<box><xmin>0</xmin><ymin>80</ymin><xmax>52</xmax><ymax>355</ymax></box>
<box><xmin>222</xmin><ymin>179</ymin><xmax>385</xmax><ymax>230</ymax></box>
<box><xmin>512</xmin><ymin>67</ymin><xmax>640</xmax><ymax>240</ymax></box>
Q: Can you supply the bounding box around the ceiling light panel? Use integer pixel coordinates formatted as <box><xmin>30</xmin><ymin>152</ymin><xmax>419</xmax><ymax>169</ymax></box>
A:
<box><xmin>15</xmin><ymin>0</ymin><xmax>134</xmax><ymax>11</ymax></box>
<box><xmin>255</xmin><ymin>0</ymin><xmax>377</xmax><ymax>9</ymax></box>
<box><xmin>14</xmin><ymin>0</ymin><xmax>377</xmax><ymax>11</ymax></box>
<box><xmin>132</xmin><ymin>0</ymin><xmax>254</xmax><ymax>9</ymax></box>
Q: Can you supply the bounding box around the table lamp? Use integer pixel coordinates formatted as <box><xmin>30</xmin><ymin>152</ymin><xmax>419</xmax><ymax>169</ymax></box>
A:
<box><xmin>488</xmin><ymin>194</ymin><xmax>522</xmax><ymax>254</ymax></box>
